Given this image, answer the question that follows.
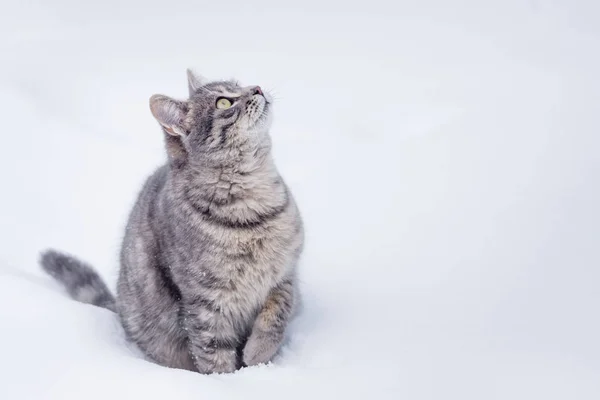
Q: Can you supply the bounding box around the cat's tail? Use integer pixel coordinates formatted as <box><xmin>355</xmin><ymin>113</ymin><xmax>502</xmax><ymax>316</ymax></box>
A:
<box><xmin>39</xmin><ymin>249</ymin><xmax>116</xmax><ymax>312</ymax></box>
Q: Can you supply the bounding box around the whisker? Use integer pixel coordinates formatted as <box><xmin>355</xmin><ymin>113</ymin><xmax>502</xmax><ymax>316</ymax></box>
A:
<box><xmin>265</xmin><ymin>88</ymin><xmax>281</xmax><ymax>101</ymax></box>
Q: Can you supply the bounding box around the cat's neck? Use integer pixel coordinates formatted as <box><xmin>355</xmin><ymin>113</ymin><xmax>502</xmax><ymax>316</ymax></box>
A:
<box><xmin>170</xmin><ymin>149</ymin><xmax>285</xmax><ymax>216</ymax></box>
<box><xmin>187</xmin><ymin>148</ymin><xmax>276</xmax><ymax>185</ymax></box>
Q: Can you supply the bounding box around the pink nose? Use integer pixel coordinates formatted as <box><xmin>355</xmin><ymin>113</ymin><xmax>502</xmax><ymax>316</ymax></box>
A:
<box><xmin>252</xmin><ymin>86</ymin><xmax>263</xmax><ymax>96</ymax></box>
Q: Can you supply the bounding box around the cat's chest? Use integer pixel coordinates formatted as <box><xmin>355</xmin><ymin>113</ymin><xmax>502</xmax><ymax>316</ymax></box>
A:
<box><xmin>200</xmin><ymin>256</ymin><xmax>277</xmax><ymax>316</ymax></box>
<box><xmin>213</xmin><ymin>234</ymin><xmax>284</xmax><ymax>286</ymax></box>
<box><xmin>195</xmin><ymin>232</ymin><xmax>287</xmax><ymax>304</ymax></box>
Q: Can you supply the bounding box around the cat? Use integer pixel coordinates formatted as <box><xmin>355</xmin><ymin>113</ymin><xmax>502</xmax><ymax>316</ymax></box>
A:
<box><xmin>40</xmin><ymin>69</ymin><xmax>304</xmax><ymax>374</ymax></box>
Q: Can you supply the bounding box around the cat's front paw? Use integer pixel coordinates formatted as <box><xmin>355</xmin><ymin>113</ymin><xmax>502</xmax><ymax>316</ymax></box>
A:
<box><xmin>243</xmin><ymin>329</ymin><xmax>282</xmax><ymax>366</ymax></box>
<box><xmin>192</xmin><ymin>348</ymin><xmax>238</xmax><ymax>374</ymax></box>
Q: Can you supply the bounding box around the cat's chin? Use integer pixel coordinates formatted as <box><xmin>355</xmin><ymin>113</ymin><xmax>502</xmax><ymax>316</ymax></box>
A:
<box><xmin>251</xmin><ymin>107</ymin><xmax>273</xmax><ymax>132</ymax></box>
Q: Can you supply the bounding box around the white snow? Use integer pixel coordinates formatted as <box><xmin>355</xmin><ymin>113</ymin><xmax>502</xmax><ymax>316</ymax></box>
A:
<box><xmin>1</xmin><ymin>1</ymin><xmax>599</xmax><ymax>399</ymax></box>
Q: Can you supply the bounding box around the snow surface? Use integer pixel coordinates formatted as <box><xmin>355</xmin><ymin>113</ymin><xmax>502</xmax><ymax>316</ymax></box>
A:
<box><xmin>1</xmin><ymin>1</ymin><xmax>599</xmax><ymax>399</ymax></box>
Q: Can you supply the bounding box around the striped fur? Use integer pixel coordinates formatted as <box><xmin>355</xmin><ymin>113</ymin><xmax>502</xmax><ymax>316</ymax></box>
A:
<box><xmin>41</xmin><ymin>71</ymin><xmax>304</xmax><ymax>374</ymax></box>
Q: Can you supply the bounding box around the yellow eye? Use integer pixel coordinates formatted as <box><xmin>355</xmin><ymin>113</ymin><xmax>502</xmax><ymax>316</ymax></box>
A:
<box><xmin>216</xmin><ymin>98</ymin><xmax>232</xmax><ymax>109</ymax></box>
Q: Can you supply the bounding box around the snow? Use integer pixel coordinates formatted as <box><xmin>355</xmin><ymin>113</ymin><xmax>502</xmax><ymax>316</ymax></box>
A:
<box><xmin>1</xmin><ymin>0</ymin><xmax>599</xmax><ymax>399</ymax></box>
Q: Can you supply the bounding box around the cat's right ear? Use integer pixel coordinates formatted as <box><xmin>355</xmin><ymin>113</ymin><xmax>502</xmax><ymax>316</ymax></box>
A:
<box><xmin>150</xmin><ymin>95</ymin><xmax>187</xmax><ymax>137</ymax></box>
<box><xmin>187</xmin><ymin>69</ymin><xmax>205</xmax><ymax>96</ymax></box>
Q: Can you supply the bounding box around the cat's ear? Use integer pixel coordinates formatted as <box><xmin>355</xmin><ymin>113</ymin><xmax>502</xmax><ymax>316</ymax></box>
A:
<box><xmin>187</xmin><ymin>69</ymin><xmax>205</xmax><ymax>96</ymax></box>
<box><xmin>149</xmin><ymin>95</ymin><xmax>187</xmax><ymax>137</ymax></box>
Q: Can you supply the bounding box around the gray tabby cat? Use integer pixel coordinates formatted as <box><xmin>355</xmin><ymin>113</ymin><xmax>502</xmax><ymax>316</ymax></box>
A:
<box><xmin>40</xmin><ymin>70</ymin><xmax>304</xmax><ymax>374</ymax></box>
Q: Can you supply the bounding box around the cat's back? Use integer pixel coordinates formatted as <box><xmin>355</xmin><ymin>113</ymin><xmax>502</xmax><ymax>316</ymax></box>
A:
<box><xmin>127</xmin><ymin>165</ymin><xmax>168</xmax><ymax>223</ymax></box>
<box><xmin>118</xmin><ymin>164</ymin><xmax>173</xmax><ymax>303</ymax></box>
<box><xmin>120</xmin><ymin>165</ymin><xmax>169</xmax><ymax>262</ymax></box>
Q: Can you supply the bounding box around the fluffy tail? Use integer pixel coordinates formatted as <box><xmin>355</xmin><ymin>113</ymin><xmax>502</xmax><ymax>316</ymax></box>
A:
<box><xmin>40</xmin><ymin>250</ymin><xmax>116</xmax><ymax>312</ymax></box>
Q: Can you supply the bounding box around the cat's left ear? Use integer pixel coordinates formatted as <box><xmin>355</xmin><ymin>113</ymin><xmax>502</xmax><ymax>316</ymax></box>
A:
<box><xmin>149</xmin><ymin>94</ymin><xmax>187</xmax><ymax>137</ymax></box>
<box><xmin>187</xmin><ymin>69</ymin><xmax>205</xmax><ymax>96</ymax></box>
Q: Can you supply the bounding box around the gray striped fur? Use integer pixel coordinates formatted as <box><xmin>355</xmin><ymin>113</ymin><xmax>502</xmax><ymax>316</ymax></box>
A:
<box><xmin>40</xmin><ymin>70</ymin><xmax>304</xmax><ymax>374</ymax></box>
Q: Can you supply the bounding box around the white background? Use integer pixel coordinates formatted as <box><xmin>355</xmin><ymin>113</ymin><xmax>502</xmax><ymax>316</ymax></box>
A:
<box><xmin>0</xmin><ymin>1</ymin><xmax>599</xmax><ymax>399</ymax></box>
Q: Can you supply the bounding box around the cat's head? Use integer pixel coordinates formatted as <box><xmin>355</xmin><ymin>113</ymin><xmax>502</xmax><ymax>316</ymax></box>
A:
<box><xmin>150</xmin><ymin>69</ymin><xmax>272</xmax><ymax>166</ymax></box>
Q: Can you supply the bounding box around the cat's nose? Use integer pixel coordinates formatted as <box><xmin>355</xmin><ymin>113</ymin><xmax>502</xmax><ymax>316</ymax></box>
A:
<box><xmin>252</xmin><ymin>86</ymin><xmax>263</xmax><ymax>96</ymax></box>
